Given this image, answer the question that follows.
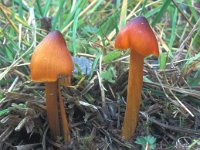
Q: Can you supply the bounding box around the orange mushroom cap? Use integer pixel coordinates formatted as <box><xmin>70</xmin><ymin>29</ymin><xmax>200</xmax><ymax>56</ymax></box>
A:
<box><xmin>30</xmin><ymin>30</ymin><xmax>74</xmax><ymax>82</ymax></box>
<box><xmin>115</xmin><ymin>16</ymin><xmax>159</xmax><ymax>57</ymax></box>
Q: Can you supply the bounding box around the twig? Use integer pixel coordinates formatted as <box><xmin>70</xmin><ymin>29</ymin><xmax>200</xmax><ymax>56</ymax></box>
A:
<box><xmin>152</xmin><ymin>69</ymin><xmax>194</xmax><ymax>117</ymax></box>
<box><xmin>0</xmin><ymin>6</ymin><xmax>19</xmax><ymax>33</ymax></box>
<box><xmin>169</xmin><ymin>89</ymin><xmax>194</xmax><ymax>117</ymax></box>
<box><xmin>0</xmin><ymin>63</ymin><xmax>30</xmax><ymax>71</ymax></box>
<box><xmin>97</xmin><ymin>55</ymin><xmax>106</xmax><ymax>107</ymax></box>
<box><xmin>92</xmin><ymin>121</ymin><xmax>132</xmax><ymax>149</ymax></box>
<box><xmin>81</xmin><ymin>75</ymin><xmax>97</xmax><ymax>95</ymax></box>
<box><xmin>0</xmin><ymin>127</ymin><xmax>13</xmax><ymax>142</ymax></box>
<box><xmin>14</xmin><ymin>143</ymin><xmax>42</xmax><ymax>150</ymax></box>
<box><xmin>144</xmin><ymin>81</ymin><xmax>200</xmax><ymax>99</ymax></box>
<box><xmin>0</xmin><ymin>44</ymin><xmax>33</xmax><ymax>81</ymax></box>
<box><xmin>42</xmin><ymin>123</ymin><xmax>48</xmax><ymax>150</ymax></box>
<box><xmin>7</xmin><ymin>76</ymin><xmax>19</xmax><ymax>92</ymax></box>
<box><xmin>79</xmin><ymin>101</ymin><xmax>98</xmax><ymax>111</ymax></box>
<box><xmin>0</xmin><ymin>5</ymin><xmax>29</xmax><ymax>46</ymax></box>
<box><xmin>140</xmin><ymin>111</ymin><xmax>200</xmax><ymax>135</ymax></box>
<box><xmin>76</xmin><ymin>53</ymin><xmax>96</xmax><ymax>58</ymax></box>
<box><xmin>171</xmin><ymin>18</ymin><xmax>200</xmax><ymax>65</ymax></box>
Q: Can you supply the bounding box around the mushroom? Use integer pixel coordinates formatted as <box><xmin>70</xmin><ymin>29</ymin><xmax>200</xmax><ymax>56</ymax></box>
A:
<box><xmin>115</xmin><ymin>16</ymin><xmax>159</xmax><ymax>140</ymax></box>
<box><xmin>30</xmin><ymin>30</ymin><xmax>73</xmax><ymax>141</ymax></box>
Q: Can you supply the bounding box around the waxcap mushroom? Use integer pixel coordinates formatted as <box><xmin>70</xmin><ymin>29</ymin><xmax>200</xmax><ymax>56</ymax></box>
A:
<box><xmin>115</xmin><ymin>16</ymin><xmax>159</xmax><ymax>57</ymax></box>
<box><xmin>115</xmin><ymin>16</ymin><xmax>159</xmax><ymax>140</ymax></box>
<box><xmin>30</xmin><ymin>30</ymin><xmax>73</xmax><ymax>141</ymax></box>
<box><xmin>30</xmin><ymin>30</ymin><xmax>74</xmax><ymax>82</ymax></box>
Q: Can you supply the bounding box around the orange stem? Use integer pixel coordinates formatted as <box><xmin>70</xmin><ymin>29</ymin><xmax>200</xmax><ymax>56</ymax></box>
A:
<box><xmin>45</xmin><ymin>82</ymin><xmax>61</xmax><ymax>140</ymax></box>
<box><xmin>121</xmin><ymin>50</ymin><xmax>144</xmax><ymax>140</ymax></box>
<box><xmin>58</xmin><ymin>85</ymin><xmax>71</xmax><ymax>142</ymax></box>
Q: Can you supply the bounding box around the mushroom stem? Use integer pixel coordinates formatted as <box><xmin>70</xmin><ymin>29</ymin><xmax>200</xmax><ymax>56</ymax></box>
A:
<box><xmin>58</xmin><ymin>84</ymin><xmax>71</xmax><ymax>142</ymax></box>
<box><xmin>45</xmin><ymin>82</ymin><xmax>61</xmax><ymax>140</ymax></box>
<box><xmin>121</xmin><ymin>50</ymin><xmax>144</xmax><ymax>140</ymax></box>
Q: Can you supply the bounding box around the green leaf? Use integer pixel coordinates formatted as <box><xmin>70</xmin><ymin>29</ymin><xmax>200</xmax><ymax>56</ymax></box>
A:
<box><xmin>101</xmin><ymin>67</ymin><xmax>116</xmax><ymax>83</ymax></box>
<box><xmin>143</xmin><ymin>76</ymin><xmax>153</xmax><ymax>83</ymax></box>
<box><xmin>135</xmin><ymin>136</ymin><xmax>146</xmax><ymax>145</ymax></box>
<box><xmin>135</xmin><ymin>135</ymin><xmax>156</xmax><ymax>150</ymax></box>
<box><xmin>0</xmin><ymin>109</ymin><xmax>9</xmax><ymax>116</ymax></box>
<box><xmin>145</xmin><ymin>136</ymin><xmax>156</xmax><ymax>144</ymax></box>
<box><xmin>84</xmin><ymin>26</ymin><xmax>98</xmax><ymax>34</ymax></box>
<box><xmin>103</xmin><ymin>50</ymin><xmax>121</xmax><ymax>64</ymax></box>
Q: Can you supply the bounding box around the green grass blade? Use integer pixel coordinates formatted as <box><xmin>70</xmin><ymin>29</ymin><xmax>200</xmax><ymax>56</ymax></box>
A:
<box><xmin>119</xmin><ymin>0</ymin><xmax>127</xmax><ymax>29</ymax></box>
<box><xmin>144</xmin><ymin>6</ymin><xmax>161</xmax><ymax>19</ymax></box>
<box><xmin>43</xmin><ymin>0</ymin><xmax>52</xmax><ymax>16</ymax></box>
<box><xmin>192</xmin><ymin>27</ymin><xmax>200</xmax><ymax>50</ymax></box>
<box><xmin>61</xmin><ymin>1</ymin><xmax>82</xmax><ymax>30</ymax></box>
<box><xmin>151</xmin><ymin>0</ymin><xmax>171</xmax><ymax>27</ymax></box>
<box><xmin>89</xmin><ymin>51</ymin><xmax>102</xmax><ymax>80</ymax></box>
<box><xmin>186</xmin><ymin>0</ymin><xmax>199</xmax><ymax>22</ymax></box>
<box><xmin>36</xmin><ymin>0</ymin><xmax>43</xmax><ymax>17</ymax></box>
<box><xmin>52</xmin><ymin>0</ymin><xmax>65</xmax><ymax>30</ymax></box>
<box><xmin>116</xmin><ymin>0</ymin><xmax>121</xmax><ymax>8</ymax></box>
<box><xmin>159</xmin><ymin>52</ymin><xmax>167</xmax><ymax>70</ymax></box>
<box><xmin>169</xmin><ymin>7</ymin><xmax>177</xmax><ymax>57</ymax></box>
<box><xmin>18</xmin><ymin>0</ymin><xmax>23</xmax><ymax>17</ymax></box>
<box><xmin>89</xmin><ymin>0</ymin><xmax>104</xmax><ymax>13</ymax></box>
<box><xmin>72</xmin><ymin>8</ymin><xmax>81</xmax><ymax>55</ymax></box>
<box><xmin>140</xmin><ymin>0</ymin><xmax>147</xmax><ymax>16</ymax></box>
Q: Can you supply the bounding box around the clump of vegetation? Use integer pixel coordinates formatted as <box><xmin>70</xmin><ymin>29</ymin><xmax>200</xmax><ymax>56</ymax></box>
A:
<box><xmin>135</xmin><ymin>135</ymin><xmax>156</xmax><ymax>150</ymax></box>
<box><xmin>0</xmin><ymin>0</ymin><xmax>200</xmax><ymax>149</ymax></box>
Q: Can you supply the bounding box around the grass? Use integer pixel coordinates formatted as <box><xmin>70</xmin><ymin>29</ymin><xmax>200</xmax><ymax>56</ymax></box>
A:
<box><xmin>0</xmin><ymin>0</ymin><xmax>200</xmax><ymax>149</ymax></box>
